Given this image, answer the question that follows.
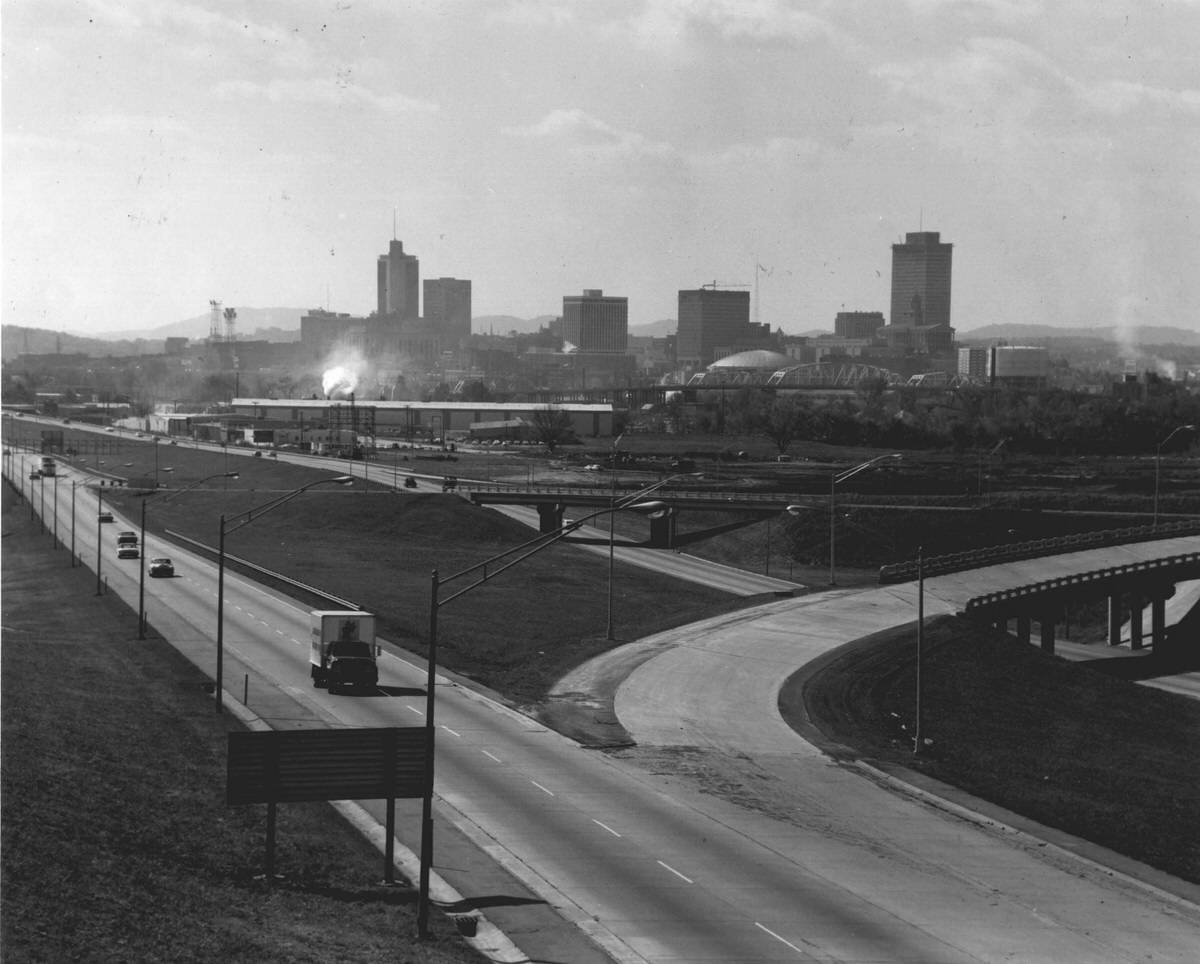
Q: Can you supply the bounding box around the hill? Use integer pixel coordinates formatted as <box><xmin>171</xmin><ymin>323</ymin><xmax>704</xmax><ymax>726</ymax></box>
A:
<box><xmin>958</xmin><ymin>323</ymin><xmax>1200</xmax><ymax>347</ymax></box>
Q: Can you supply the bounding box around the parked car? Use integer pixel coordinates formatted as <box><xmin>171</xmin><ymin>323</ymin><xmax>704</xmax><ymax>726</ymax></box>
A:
<box><xmin>98</xmin><ymin>511</ymin><xmax>114</xmax><ymax>524</ymax></box>
<box><xmin>116</xmin><ymin>544</ymin><xmax>140</xmax><ymax>560</ymax></box>
<box><xmin>116</xmin><ymin>531</ymin><xmax>138</xmax><ymax>546</ymax></box>
<box><xmin>148</xmin><ymin>557</ymin><xmax>175</xmax><ymax>578</ymax></box>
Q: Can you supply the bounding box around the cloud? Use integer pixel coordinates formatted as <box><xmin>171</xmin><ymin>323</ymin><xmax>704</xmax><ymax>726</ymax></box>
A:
<box><xmin>625</xmin><ymin>0</ymin><xmax>845</xmax><ymax>55</ymax></box>
<box><xmin>1072</xmin><ymin>78</ymin><xmax>1200</xmax><ymax>114</ymax></box>
<box><xmin>213</xmin><ymin>78</ymin><xmax>438</xmax><ymax>115</ymax></box>
<box><xmin>506</xmin><ymin>108</ymin><xmax>675</xmax><ymax>158</ymax></box>
<box><xmin>486</xmin><ymin>0</ymin><xmax>579</xmax><ymax>28</ymax></box>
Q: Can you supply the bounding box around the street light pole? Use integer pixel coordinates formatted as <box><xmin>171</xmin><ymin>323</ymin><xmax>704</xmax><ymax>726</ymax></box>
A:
<box><xmin>53</xmin><ymin>474</ymin><xmax>60</xmax><ymax>547</ymax></box>
<box><xmin>414</xmin><ymin>471</ymin><xmax>691</xmax><ymax>937</ymax></box>
<box><xmin>95</xmin><ymin>489</ymin><xmax>104</xmax><ymax>596</ymax></box>
<box><xmin>214</xmin><ymin>475</ymin><xmax>352</xmax><ymax>713</ymax></box>
<box><xmin>1153</xmin><ymin>424</ymin><xmax>1195</xmax><ymax>528</ymax></box>
<box><xmin>606</xmin><ymin>433</ymin><xmax>624</xmax><ymax>641</ymax></box>
<box><xmin>138</xmin><ymin>499</ymin><xmax>147</xmax><ymax>639</ymax></box>
<box><xmin>828</xmin><ymin>453</ymin><xmax>902</xmax><ymax>586</ymax></box>
<box><xmin>70</xmin><ymin>481</ymin><xmax>77</xmax><ymax>566</ymax></box>
<box><xmin>913</xmin><ymin>546</ymin><xmax>925</xmax><ymax>755</ymax></box>
<box><xmin>39</xmin><ymin>474</ymin><xmax>46</xmax><ymax>534</ymax></box>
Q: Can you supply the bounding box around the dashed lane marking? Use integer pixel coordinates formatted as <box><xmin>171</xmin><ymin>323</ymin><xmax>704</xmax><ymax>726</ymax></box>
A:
<box><xmin>657</xmin><ymin>861</ymin><xmax>693</xmax><ymax>884</ymax></box>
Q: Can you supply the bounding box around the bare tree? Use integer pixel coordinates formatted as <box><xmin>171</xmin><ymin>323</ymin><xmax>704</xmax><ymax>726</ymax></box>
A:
<box><xmin>529</xmin><ymin>406</ymin><xmax>575</xmax><ymax>452</ymax></box>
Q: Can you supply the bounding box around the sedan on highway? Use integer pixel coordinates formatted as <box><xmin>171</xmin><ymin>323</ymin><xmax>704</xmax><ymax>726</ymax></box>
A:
<box><xmin>116</xmin><ymin>544</ymin><xmax>140</xmax><ymax>560</ymax></box>
<box><xmin>98</xmin><ymin>512</ymin><xmax>114</xmax><ymax>524</ymax></box>
<box><xmin>148</xmin><ymin>557</ymin><xmax>175</xmax><ymax>578</ymax></box>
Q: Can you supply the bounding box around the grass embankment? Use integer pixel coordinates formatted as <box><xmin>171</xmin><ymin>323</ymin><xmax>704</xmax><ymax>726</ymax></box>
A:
<box><xmin>791</xmin><ymin>615</ymin><xmax>1200</xmax><ymax>884</ymax></box>
<box><xmin>97</xmin><ymin>452</ymin><xmax>762</xmax><ymax>710</ymax></box>
<box><xmin>0</xmin><ymin>484</ymin><xmax>475</xmax><ymax>963</ymax></box>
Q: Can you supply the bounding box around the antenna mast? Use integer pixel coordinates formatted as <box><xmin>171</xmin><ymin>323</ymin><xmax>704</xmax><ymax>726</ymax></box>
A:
<box><xmin>208</xmin><ymin>300</ymin><xmax>222</xmax><ymax>341</ymax></box>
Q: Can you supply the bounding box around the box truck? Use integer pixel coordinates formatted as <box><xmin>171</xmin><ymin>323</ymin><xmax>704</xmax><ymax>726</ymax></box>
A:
<box><xmin>309</xmin><ymin>610</ymin><xmax>380</xmax><ymax>693</ymax></box>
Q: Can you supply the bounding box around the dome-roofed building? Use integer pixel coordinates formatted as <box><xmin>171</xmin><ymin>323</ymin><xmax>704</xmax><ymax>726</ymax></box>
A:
<box><xmin>709</xmin><ymin>349</ymin><xmax>793</xmax><ymax>370</ymax></box>
<box><xmin>687</xmin><ymin>348</ymin><xmax>794</xmax><ymax>386</ymax></box>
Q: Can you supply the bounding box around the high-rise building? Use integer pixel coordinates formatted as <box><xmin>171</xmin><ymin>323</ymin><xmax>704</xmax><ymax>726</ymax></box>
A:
<box><xmin>835</xmin><ymin>311</ymin><xmax>885</xmax><ymax>340</ymax></box>
<box><xmin>377</xmin><ymin>240</ymin><xmax>419</xmax><ymax>319</ymax></box>
<box><xmin>890</xmin><ymin>232</ymin><xmax>952</xmax><ymax>329</ymax></box>
<box><xmin>562</xmin><ymin>289</ymin><xmax>628</xmax><ymax>353</ymax></box>
<box><xmin>424</xmin><ymin>278</ymin><xmax>472</xmax><ymax>344</ymax></box>
<box><xmin>676</xmin><ymin>288</ymin><xmax>751</xmax><ymax>368</ymax></box>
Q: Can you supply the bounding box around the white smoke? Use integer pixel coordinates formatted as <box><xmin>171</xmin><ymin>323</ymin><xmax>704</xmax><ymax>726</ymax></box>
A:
<box><xmin>322</xmin><ymin>364</ymin><xmax>358</xmax><ymax>398</ymax></box>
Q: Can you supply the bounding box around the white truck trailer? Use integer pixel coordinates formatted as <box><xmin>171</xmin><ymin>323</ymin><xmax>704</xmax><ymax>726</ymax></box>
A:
<box><xmin>309</xmin><ymin>610</ymin><xmax>380</xmax><ymax>693</ymax></box>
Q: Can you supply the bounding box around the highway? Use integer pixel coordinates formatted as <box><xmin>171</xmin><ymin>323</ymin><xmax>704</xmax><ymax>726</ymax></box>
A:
<box><xmin>7</xmin><ymin>444</ymin><xmax>1200</xmax><ymax>962</ymax></box>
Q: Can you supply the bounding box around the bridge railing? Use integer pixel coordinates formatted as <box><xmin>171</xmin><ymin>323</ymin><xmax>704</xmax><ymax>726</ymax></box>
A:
<box><xmin>963</xmin><ymin>551</ymin><xmax>1200</xmax><ymax>614</ymax></box>
<box><xmin>461</xmin><ymin>480</ymin><xmax>798</xmax><ymax>506</ymax></box>
<box><xmin>878</xmin><ymin>519</ymin><xmax>1200</xmax><ymax>585</ymax></box>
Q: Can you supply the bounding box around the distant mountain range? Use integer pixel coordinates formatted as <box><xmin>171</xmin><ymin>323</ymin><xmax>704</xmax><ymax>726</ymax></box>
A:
<box><xmin>957</xmin><ymin>323</ymin><xmax>1200</xmax><ymax>347</ymax></box>
<box><xmin>4</xmin><ymin>316</ymin><xmax>1199</xmax><ymax>364</ymax></box>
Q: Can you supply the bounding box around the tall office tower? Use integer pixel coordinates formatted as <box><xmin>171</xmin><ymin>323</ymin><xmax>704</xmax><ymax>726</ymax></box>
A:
<box><xmin>376</xmin><ymin>239</ymin><xmax>420</xmax><ymax>319</ymax></box>
<box><xmin>676</xmin><ymin>288</ymin><xmax>751</xmax><ymax>368</ymax></box>
<box><xmin>424</xmin><ymin>278</ymin><xmax>473</xmax><ymax>342</ymax></box>
<box><xmin>562</xmin><ymin>289</ymin><xmax>629</xmax><ymax>353</ymax></box>
<box><xmin>890</xmin><ymin>231</ymin><xmax>952</xmax><ymax>328</ymax></box>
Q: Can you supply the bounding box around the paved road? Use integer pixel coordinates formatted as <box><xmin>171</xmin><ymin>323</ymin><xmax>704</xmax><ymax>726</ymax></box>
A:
<box><xmin>11</xmin><ymin>451</ymin><xmax>1200</xmax><ymax>962</ymax></box>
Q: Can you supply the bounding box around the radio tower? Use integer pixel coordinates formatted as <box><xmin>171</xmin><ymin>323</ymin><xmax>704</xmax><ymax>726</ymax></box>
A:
<box><xmin>223</xmin><ymin>306</ymin><xmax>237</xmax><ymax>342</ymax></box>
<box><xmin>208</xmin><ymin>300</ymin><xmax>222</xmax><ymax>341</ymax></box>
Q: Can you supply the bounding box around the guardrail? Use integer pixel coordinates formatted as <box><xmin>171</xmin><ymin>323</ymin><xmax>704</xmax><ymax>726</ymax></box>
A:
<box><xmin>963</xmin><ymin>552</ymin><xmax>1200</xmax><ymax>614</ymax></box>
<box><xmin>164</xmin><ymin>528</ymin><xmax>360</xmax><ymax>610</ymax></box>
<box><xmin>878</xmin><ymin>519</ymin><xmax>1200</xmax><ymax>585</ymax></box>
<box><xmin>463</xmin><ymin>481</ymin><xmax>800</xmax><ymax>507</ymax></box>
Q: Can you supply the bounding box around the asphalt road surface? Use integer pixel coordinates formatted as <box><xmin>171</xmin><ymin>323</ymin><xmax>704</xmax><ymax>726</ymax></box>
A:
<box><xmin>9</xmin><ymin>448</ymin><xmax>1200</xmax><ymax>963</ymax></box>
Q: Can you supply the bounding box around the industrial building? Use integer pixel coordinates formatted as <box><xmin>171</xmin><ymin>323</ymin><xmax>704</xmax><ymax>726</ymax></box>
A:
<box><xmin>223</xmin><ymin>397</ymin><xmax>615</xmax><ymax>446</ymax></box>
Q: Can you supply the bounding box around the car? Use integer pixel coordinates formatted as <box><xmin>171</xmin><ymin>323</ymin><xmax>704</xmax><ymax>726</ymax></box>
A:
<box><xmin>116</xmin><ymin>530</ymin><xmax>138</xmax><ymax>546</ymax></box>
<box><xmin>105</xmin><ymin>427</ymin><xmax>115</xmax><ymax>432</ymax></box>
<box><xmin>148</xmin><ymin>557</ymin><xmax>175</xmax><ymax>578</ymax></box>
<box><xmin>29</xmin><ymin>471</ymin><xmax>41</xmax><ymax>480</ymax></box>
<box><xmin>116</xmin><ymin>545</ymin><xmax>140</xmax><ymax>560</ymax></box>
<box><xmin>98</xmin><ymin>512</ymin><xmax>114</xmax><ymax>524</ymax></box>
<box><xmin>404</xmin><ymin>476</ymin><xmax>418</xmax><ymax>488</ymax></box>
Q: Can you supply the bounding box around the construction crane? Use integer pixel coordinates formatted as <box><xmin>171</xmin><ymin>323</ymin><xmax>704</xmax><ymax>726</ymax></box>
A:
<box><xmin>700</xmin><ymin>280</ymin><xmax>750</xmax><ymax>289</ymax></box>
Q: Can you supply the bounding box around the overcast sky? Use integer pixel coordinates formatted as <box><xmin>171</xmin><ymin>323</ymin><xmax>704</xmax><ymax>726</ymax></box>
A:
<box><xmin>4</xmin><ymin>0</ymin><xmax>1198</xmax><ymax>338</ymax></box>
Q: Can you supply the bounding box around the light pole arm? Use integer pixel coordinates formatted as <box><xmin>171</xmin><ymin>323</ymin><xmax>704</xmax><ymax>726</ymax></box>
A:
<box><xmin>223</xmin><ymin>475</ymin><xmax>352</xmax><ymax>536</ymax></box>
<box><xmin>834</xmin><ymin>452</ymin><xmax>901</xmax><ymax>486</ymax></box>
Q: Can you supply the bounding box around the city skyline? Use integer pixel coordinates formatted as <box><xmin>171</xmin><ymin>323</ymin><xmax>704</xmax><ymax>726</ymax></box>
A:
<box><xmin>4</xmin><ymin>2</ymin><xmax>1198</xmax><ymax>340</ymax></box>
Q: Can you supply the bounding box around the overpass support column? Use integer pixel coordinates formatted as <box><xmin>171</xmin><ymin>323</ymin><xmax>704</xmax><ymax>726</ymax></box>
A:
<box><xmin>1152</xmin><ymin>594</ymin><xmax>1167</xmax><ymax>650</ymax></box>
<box><xmin>1108</xmin><ymin>594</ymin><xmax>1122</xmax><ymax>647</ymax></box>
<box><xmin>537</xmin><ymin>503</ymin><xmax>564</xmax><ymax>535</ymax></box>
<box><xmin>1039</xmin><ymin>613</ymin><xmax>1056</xmax><ymax>654</ymax></box>
<box><xmin>1129</xmin><ymin>592</ymin><xmax>1144</xmax><ymax>650</ymax></box>
<box><xmin>647</xmin><ymin>509</ymin><xmax>676</xmax><ymax>549</ymax></box>
<box><xmin>1016</xmin><ymin>615</ymin><xmax>1031</xmax><ymax>646</ymax></box>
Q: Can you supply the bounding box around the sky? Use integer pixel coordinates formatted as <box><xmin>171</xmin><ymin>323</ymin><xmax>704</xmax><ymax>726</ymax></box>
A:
<box><xmin>3</xmin><ymin>0</ymin><xmax>1199</xmax><ymax>339</ymax></box>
